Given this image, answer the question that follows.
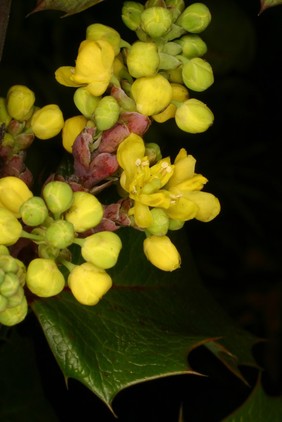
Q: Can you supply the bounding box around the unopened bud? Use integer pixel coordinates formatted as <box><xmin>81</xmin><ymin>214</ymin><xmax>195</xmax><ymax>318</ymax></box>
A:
<box><xmin>145</xmin><ymin>143</ymin><xmax>162</xmax><ymax>163</ymax></box>
<box><xmin>182</xmin><ymin>58</ymin><xmax>214</xmax><ymax>92</ymax></box>
<box><xmin>146</xmin><ymin>208</ymin><xmax>169</xmax><ymax>236</ymax></box>
<box><xmin>31</xmin><ymin>104</ymin><xmax>64</xmax><ymax>140</ymax></box>
<box><xmin>94</xmin><ymin>96</ymin><xmax>120</xmax><ymax>131</ymax></box>
<box><xmin>62</xmin><ymin>115</ymin><xmax>88</xmax><ymax>153</ymax></box>
<box><xmin>0</xmin><ymin>296</ymin><xmax>28</xmax><ymax>326</ymax></box>
<box><xmin>0</xmin><ymin>246</ymin><xmax>9</xmax><ymax>256</ymax></box>
<box><xmin>26</xmin><ymin>258</ymin><xmax>65</xmax><ymax>297</ymax></box>
<box><xmin>176</xmin><ymin>34</ymin><xmax>207</xmax><ymax>58</ymax></box>
<box><xmin>165</xmin><ymin>0</ymin><xmax>185</xmax><ymax>21</ymax></box>
<box><xmin>126</xmin><ymin>41</ymin><xmax>159</xmax><ymax>78</ymax></box>
<box><xmin>73</xmin><ymin>87</ymin><xmax>100</xmax><ymax>119</ymax></box>
<box><xmin>175</xmin><ymin>98</ymin><xmax>214</xmax><ymax>133</ymax></box>
<box><xmin>176</xmin><ymin>3</ymin><xmax>211</xmax><ymax>33</ymax></box>
<box><xmin>81</xmin><ymin>231</ymin><xmax>122</xmax><ymax>269</ymax></box>
<box><xmin>162</xmin><ymin>41</ymin><xmax>182</xmax><ymax>56</ymax></box>
<box><xmin>158</xmin><ymin>52</ymin><xmax>181</xmax><ymax>70</ymax></box>
<box><xmin>20</xmin><ymin>197</ymin><xmax>48</xmax><ymax>226</ymax></box>
<box><xmin>38</xmin><ymin>243</ymin><xmax>60</xmax><ymax>260</ymax></box>
<box><xmin>42</xmin><ymin>181</ymin><xmax>74</xmax><ymax>216</ymax></box>
<box><xmin>0</xmin><ymin>176</ymin><xmax>33</xmax><ymax>217</ymax></box>
<box><xmin>0</xmin><ymin>208</ymin><xmax>22</xmax><ymax>246</ymax></box>
<box><xmin>122</xmin><ymin>1</ymin><xmax>144</xmax><ymax>30</ymax></box>
<box><xmin>6</xmin><ymin>85</ymin><xmax>35</xmax><ymax>121</ymax></box>
<box><xmin>168</xmin><ymin>218</ymin><xmax>185</xmax><ymax>230</ymax></box>
<box><xmin>0</xmin><ymin>97</ymin><xmax>11</xmax><ymax>126</ymax></box>
<box><xmin>131</xmin><ymin>74</ymin><xmax>172</xmax><ymax>116</ymax></box>
<box><xmin>141</xmin><ymin>6</ymin><xmax>173</xmax><ymax>38</ymax></box>
<box><xmin>45</xmin><ymin>220</ymin><xmax>75</xmax><ymax>249</ymax></box>
<box><xmin>65</xmin><ymin>191</ymin><xmax>103</xmax><ymax>233</ymax></box>
<box><xmin>6</xmin><ymin>285</ymin><xmax>25</xmax><ymax>308</ymax></box>
<box><xmin>0</xmin><ymin>272</ymin><xmax>19</xmax><ymax>297</ymax></box>
<box><xmin>68</xmin><ymin>262</ymin><xmax>112</xmax><ymax>305</ymax></box>
<box><xmin>86</xmin><ymin>23</ymin><xmax>121</xmax><ymax>56</ymax></box>
<box><xmin>143</xmin><ymin>235</ymin><xmax>181</xmax><ymax>271</ymax></box>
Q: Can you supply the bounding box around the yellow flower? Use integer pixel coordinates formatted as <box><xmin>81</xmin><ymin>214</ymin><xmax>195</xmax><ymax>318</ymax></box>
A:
<box><xmin>55</xmin><ymin>39</ymin><xmax>115</xmax><ymax>96</ymax></box>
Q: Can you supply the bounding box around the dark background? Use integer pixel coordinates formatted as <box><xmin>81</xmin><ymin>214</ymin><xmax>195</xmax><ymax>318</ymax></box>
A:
<box><xmin>0</xmin><ymin>0</ymin><xmax>281</xmax><ymax>420</ymax></box>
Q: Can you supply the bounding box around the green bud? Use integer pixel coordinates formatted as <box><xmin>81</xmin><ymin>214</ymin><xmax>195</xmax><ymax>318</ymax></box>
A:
<box><xmin>65</xmin><ymin>191</ymin><xmax>103</xmax><ymax>233</ymax></box>
<box><xmin>20</xmin><ymin>197</ymin><xmax>48</xmax><ymax>227</ymax></box>
<box><xmin>73</xmin><ymin>87</ymin><xmax>100</xmax><ymax>119</ymax></box>
<box><xmin>176</xmin><ymin>3</ymin><xmax>211</xmax><ymax>33</ymax></box>
<box><xmin>68</xmin><ymin>262</ymin><xmax>112</xmax><ymax>306</ymax></box>
<box><xmin>182</xmin><ymin>58</ymin><xmax>214</xmax><ymax>92</ymax></box>
<box><xmin>122</xmin><ymin>1</ymin><xmax>144</xmax><ymax>31</ymax></box>
<box><xmin>31</xmin><ymin>104</ymin><xmax>64</xmax><ymax>140</ymax></box>
<box><xmin>6</xmin><ymin>85</ymin><xmax>35</xmax><ymax>121</ymax></box>
<box><xmin>38</xmin><ymin>243</ymin><xmax>60</xmax><ymax>260</ymax></box>
<box><xmin>141</xmin><ymin>7</ymin><xmax>173</xmax><ymax>38</ymax></box>
<box><xmin>145</xmin><ymin>143</ymin><xmax>162</xmax><ymax>163</ymax></box>
<box><xmin>165</xmin><ymin>0</ymin><xmax>185</xmax><ymax>21</ymax></box>
<box><xmin>175</xmin><ymin>98</ymin><xmax>214</xmax><ymax>133</ymax></box>
<box><xmin>86</xmin><ymin>23</ymin><xmax>121</xmax><ymax>56</ymax></box>
<box><xmin>168</xmin><ymin>218</ymin><xmax>185</xmax><ymax>230</ymax></box>
<box><xmin>14</xmin><ymin>259</ymin><xmax>26</xmax><ymax>286</ymax></box>
<box><xmin>42</xmin><ymin>181</ymin><xmax>74</xmax><ymax>216</ymax></box>
<box><xmin>0</xmin><ymin>255</ymin><xmax>19</xmax><ymax>273</ymax></box>
<box><xmin>0</xmin><ymin>208</ymin><xmax>22</xmax><ymax>246</ymax></box>
<box><xmin>176</xmin><ymin>34</ymin><xmax>207</xmax><ymax>58</ymax></box>
<box><xmin>0</xmin><ymin>97</ymin><xmax>11</xmax><ymax>126</ymax></box>
<box><xmin>7</xmin><ymin>286</ymin><xmax>25</xmax><ymax>308</ymax></box>
<box><xmin>81</xmin><ymin>231</ymin><xmax>122</xmax><ymax>269</ymax></box>
<box><xmin>94</xmin><ymin>96</ymin><xmax>120</xmax><ymax>131</ymax></box>
<box><xmin>161</xmin><ymin>23</ymin><xmax>186</xmax><ymax>42</ymax></box>
<box><xmin>158</xmin><ymin>52</ymin><xmax>181</xmax><ymax>70</ymax></box>
<box><xmin>162</xmin><ymin>41</ymin><xmax>182</xmax><ymax>56</ymax></box>
<box><xmin>45</xmin><ymin>220</ymin><xmax>75</xmax><ymax>249</ymax></box>
<box><xmin>146</xmin><ymin>208</ymin><xmax>169</xmax><ymax>236</ymax></box>
<box><xmin>0</xmin><ymin>296</ymin><xmax>28</xmax><ymax>326</ymax></box>
<box><xmin>0</xmin><ymin>272</ymin><xmax>19</xmax><ymax>297</ymax></box>
<box><xmin>0</xmin><ymin>269</ymin><xmax>5</xmax><ymax>284</ymax></box>
<box><xmin>126</xmin><ymin>41</ymin><xmax>160</xmax><ymax>78</ymax></box>
<box><xmin>0</xmin><ymin>295</ymin><xmax>8</xmax><ymax>312</ymax></box>
<box><xmin>0</xmin><ymin>245</ymin><xmax>10</xmax><ymax>256</ymax></box>
<box><xmin>26</xmin><ymin>258</ymin><xmax>65</xmax><ymax>297</ymax></box>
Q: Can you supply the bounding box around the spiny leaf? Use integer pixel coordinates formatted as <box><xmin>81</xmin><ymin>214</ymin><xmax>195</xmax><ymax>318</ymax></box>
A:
<box><xmin>31</xmin><ymin>229</ymin><xmax>260</xmax><ymax>413</ymax></box>
<box><xmin>29</xmin><ymin>0</ymin><xmax>104</xmax><ymax>17</ymax></box>
<box><xmin>260</xmin><ymin>0</ymin><xmax>282</xmax><ymax>14</ymax></box>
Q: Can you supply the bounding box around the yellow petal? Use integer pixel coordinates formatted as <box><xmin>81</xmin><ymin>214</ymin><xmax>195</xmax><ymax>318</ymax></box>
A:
<box><xmin>133</xmin><ymin>201</ymin><xmax>153</xmax><ymax>228</ymax></box>
<box><xmin>170</xmin><ymin>174</ymin><xmax>207</xmax><ymax>194</ymax></box>
<box><xmin>55</xmin><ymin>66</ymin><xmax>81</xmax><ymax>87</ymax></box>
<box><xmin>117</xmin><ymin>133</ymin><xmax>146</xmax><ymax>188</ymax></box>
<box><xmin>185</xmin><ymin>191</ymin><xmax>221</xmax><ymax>222</ymax></box>
<box><xmin>138</xmin><ymin>191</ymin><xmax>171</xmax><ymax>209</ymax></box>
<box><xmin>166</xmin><ymin>196</ymin><xmax>198</xmax><ymax>220</ymax></box>
<box><xmin>166</xmin><ymin>150</ymin><xmax>196</xmax><ymax>187</ymax></box>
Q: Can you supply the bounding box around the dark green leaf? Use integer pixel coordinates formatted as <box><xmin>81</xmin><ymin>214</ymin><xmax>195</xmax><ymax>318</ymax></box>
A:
<box><xmin>223</xmin><ymin>376</ymin><xmax>282</xmax><ymax>421</ymax></box>
<box><xmin>31</xmin><ymin>229</ymin><xmax>259</xmax><ymax>412</ymax></box>
<box><xmin>30</xmin><ymin>0</ymin><xmax>104</xmax><ymax>17</ymax></box>
<box><xmin>260</xmin><ymin>0</ymin><xmax>282</xmax><ymax>13</ymax></box>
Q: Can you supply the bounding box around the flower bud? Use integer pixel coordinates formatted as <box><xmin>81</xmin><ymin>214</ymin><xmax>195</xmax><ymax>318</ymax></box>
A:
<box><xmin>145</xmin><ymin>143</ymin><xmax>162</xmax><ymax>163</ymax></box>
<box><xmin>0</xmin><ymin>176</ymin><xmax>33</xmax><ymax>217</ymax></box>
<box><xmin>86</xmin><ymin>23</ymin><xmax>121</xmax><ymax>56</ymax></box>
<box><xmin>141</xmin><ymin>7</ymin><xmax>173</xmax><ymax>38</ymax></box>
<box><xmin>168</xmin><ymin>218</ymin><xmax>185</xmax><ymax>230</ymax></box>
<box><xmin>6</xmin><ymin>285</ymin><xmax>25</xmax><ymax>308</ymax></box>
<box><xmin>6</xmin><ymin>85</ymin><xmax>35</xmax><ymax>121</ymax></box>
<box><xmin>0</xmin><ymin>97</ymin><xmax>11</xmax><ymax>126</ymax></box>
<box><xmin>20</xmin><ymin>197</ymin><xmax>48</xmax><ymax>226</ymax></box>
<box><xmin>0</xmin><ymin>295</ymin><xmax>8</xmax><ymax>312</ymax></box>
<box><xmin>65</xmin><ymin>191</ymin><xmax>103</xmax><ymax>233</ymax></box>
<box><xmin>122</xmin><ymin>1</ymin><xmax>144</xmax><ymax>30</ymax></box>
<box><xmin>126</xmin><ymin>41</ymin><xmax>159</xmax><ymax>78</ymax></box>
<box><xmin>31</xmin><ymin>104</ymin><xmax>64</xmax><ymax>140</ymax></box>
<box><xmin>26</xmin><ymin>258</ymin><xmax>65</xmax><ymax>297</ymax></box>
<box><xmin>94</xmin><ymin>96</ymin><xmax>120</xmax><ymax>131</ymax></box>
<box><xmin>38</xmin><ymin>243</ymin><xmax>60</xmax><ymax>260</ymax></box>
<box><xmin>81</xmin><ymin>231</ymin><xmax>122</xmax><ymax>269</ymax></box>
<box><xmin>42</xmin><ymin>181</ymin><xmax>74</xmax><ymax>216</ymax></box>
<box><xmin>0</xmin><ymin>272</ymin><xmax>19</xmax><ymax>297</ymax></box>
<box><xmin>146</xmin><ymin>208</ymin><xmax>169</xmax><ymax>236</ymax></box>
<box><xmin>0</xmin><ymin>245</ymin><xmax>9</xmax><ymax>256</ymax></box>
<box><xmin>175</xmin><ymin>98</ymin><xmax>214</xmax><ymax>133</ymax></box>
<box><xmin>162</xmin><ymin>41</ymin><xmax>182</xmax><ymax>56</ymax></box>
<box><xmin>62</xmin><ymin>115</ymin><xmax>88</xmax><ymax>153</ymax></box>
<box><xmin>152</xmin><ymin>82</ymin><xmax>189</xmax><ymax>122</ymax></box>
<box><xmin>176</xmin><ymin>34</ymin><xmax>207</xmax><ymax>58</ymax></box>
<box><xmin>0</xmin><ymin>296</ymin><xmax>28</xmax><ymax>326</ymax></box>
<box><xmin>176</xmin><ymin>3</ymin><xmax>211</xmax><ymax>33</ymax></box>
<box><xmin>0</xmin><ymin>255</ymin><xmax>19</xmax><ymax>273</ymax></box>
<box><xmin>68</xmin><ymin>262</ymin><xmax>112</xmax><ymax>306</ymax></box>
<box><xmin>73</xmin><ymin>87</ymin><xmax>100</xmax><ymax>119</ymax></box>
<box><xmin>182</xmin><ymin>58</ymin><xmax>214</xmax><ymax>92</ymax></box>
<box><xmin>143</xmin><ymin>235</ymin><xmax>181</xmax><ymax>271</ymax></box>
<box><xmin>158</xmin><ymin>52</ymin><xmax>181</xmax><ymax>70</ymax></box>
<box><xmin>0</xmin><ymin>208</ymin><xmax>22</xmax><ymax>246</ymax></box>
<box><xmin>131</xmin><ymin>74</ymin><xmax>172</xmax><ymax>116</ymax></box>
<box><xmin>165</xmin><ymin>0</ymin><xmax>185</xmax><ymax>21</ymax></box>
<box><xmin>45</xmin><ymin>220</ymin><xmax>75</xmax><ymax>249</ymax></box>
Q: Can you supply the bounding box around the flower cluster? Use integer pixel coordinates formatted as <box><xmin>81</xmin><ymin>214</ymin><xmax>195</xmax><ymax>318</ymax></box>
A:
<box><xmin>0</xmin><ymin>0</ymin><xmax>220</xmax><ymax>326</ymax></box>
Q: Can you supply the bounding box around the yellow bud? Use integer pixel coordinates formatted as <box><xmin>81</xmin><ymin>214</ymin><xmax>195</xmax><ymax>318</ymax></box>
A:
<box><xmin>26</xmin><ymin>258</ymin><xmax>65</xmax><ymax>297</ymax></box>
<box><xmin>65</xmin><ymin>191</ymin><xmax>103</xmax><ymax>233</ymax></box>
<box><xmin>68</xmin><ymin>262</ymin><xmax>112</xmax><ymax>305</ymax></box>
<box><xmin>86</xmin><ymin>23</ymin><xmax>121</xmax><ymax>56</ymax></box>
<box><xmin>0</xmin><ymin>176</ymin><xmax>33</xmax><ymax>217</ymax></box>
<box><xmin>126</xmin><ymin>41</ymin><xmax>159</xmax><ymax>78</ymax></box>
<box><xmin>182</xmin><ymin>58</ymin><xmax>214</xmax><ymax>92</ymax></box>
<box><xmin>0</xmin><ymin>296</ymin><xmax>28</xmax><ymax>326</ymax></box>
<box><xmin>6</xmin><ymin>85</ymin><xmax>35</xmax><ymax>121</ymax></box>
<box><xmin>81</xmin><ymin>231</ymin><xmax>122</xmax><ymax>269</ymax></box>
<box><xmin>0</xmin><ymin>208</ymin><xmax>22</xmax><ymax>246</ymax></box>
<box><xmin>62</xmin><ymin>115</ymin><xmax>87</xmax><ymax>153</ymax></box>
<box><xmin>31</xmin><ymin>104</ymin><xmax>64</xmax><ymax>140</ymax></box>
<box><xmin>175</xmin><ymin>98</ymin><xmax>214</xmax><ymax>133</ymax></box>
<box><xmin>131</xmin><ymin>74</ymin><xmax>172</xmax><ymax>116</ymax></box>
<box><xmin>143</xmin><ymin>235</ymin><xmax>181</xmax><ymax>271</ymax></box>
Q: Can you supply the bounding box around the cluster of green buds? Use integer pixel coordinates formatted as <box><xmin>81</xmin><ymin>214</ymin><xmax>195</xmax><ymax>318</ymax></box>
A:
<box><xmin>0</xmin><ymin>175</ymin><xmax>123</xmax><ymax>325</ymax></box>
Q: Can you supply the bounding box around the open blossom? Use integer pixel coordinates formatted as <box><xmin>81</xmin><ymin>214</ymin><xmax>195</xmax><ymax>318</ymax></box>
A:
<box><xmin>55</xmin><ymin>39</ymin><xmax>115</xmax><ymax>96</ymax></box>
<box><xmin>117</xmin><ymin>133</ymin><xmax>220</xmax><ymax>228</ymax></box>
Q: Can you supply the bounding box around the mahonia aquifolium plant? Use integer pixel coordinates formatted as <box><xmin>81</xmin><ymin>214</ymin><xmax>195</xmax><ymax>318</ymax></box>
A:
<box><xmin>0</xmin><ymin>0</ymin><xmax>220</xmax><ymax>326</ymax></box>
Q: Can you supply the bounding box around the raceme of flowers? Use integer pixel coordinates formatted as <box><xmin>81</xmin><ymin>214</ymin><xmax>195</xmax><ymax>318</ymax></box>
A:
<box><xmin>0</xmin><ymin>0</ymin><xmax>220</xmax><ymax>326</ymax></box>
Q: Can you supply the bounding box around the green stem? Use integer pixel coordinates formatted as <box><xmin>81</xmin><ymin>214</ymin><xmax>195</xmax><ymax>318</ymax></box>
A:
<box><xmin>60</xmin><ymin>258</ymin><xmax>76</xmax><ymax>273</ymax></box>
<box><xmin>21</xmin><ymin>230</ymin><xmax>44</xmax><ymax>242</ymax></box>
<box><xmin>72</xmin><ymin>238</ymin><xmax>85</xmax><ymax>247</ymax></box>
